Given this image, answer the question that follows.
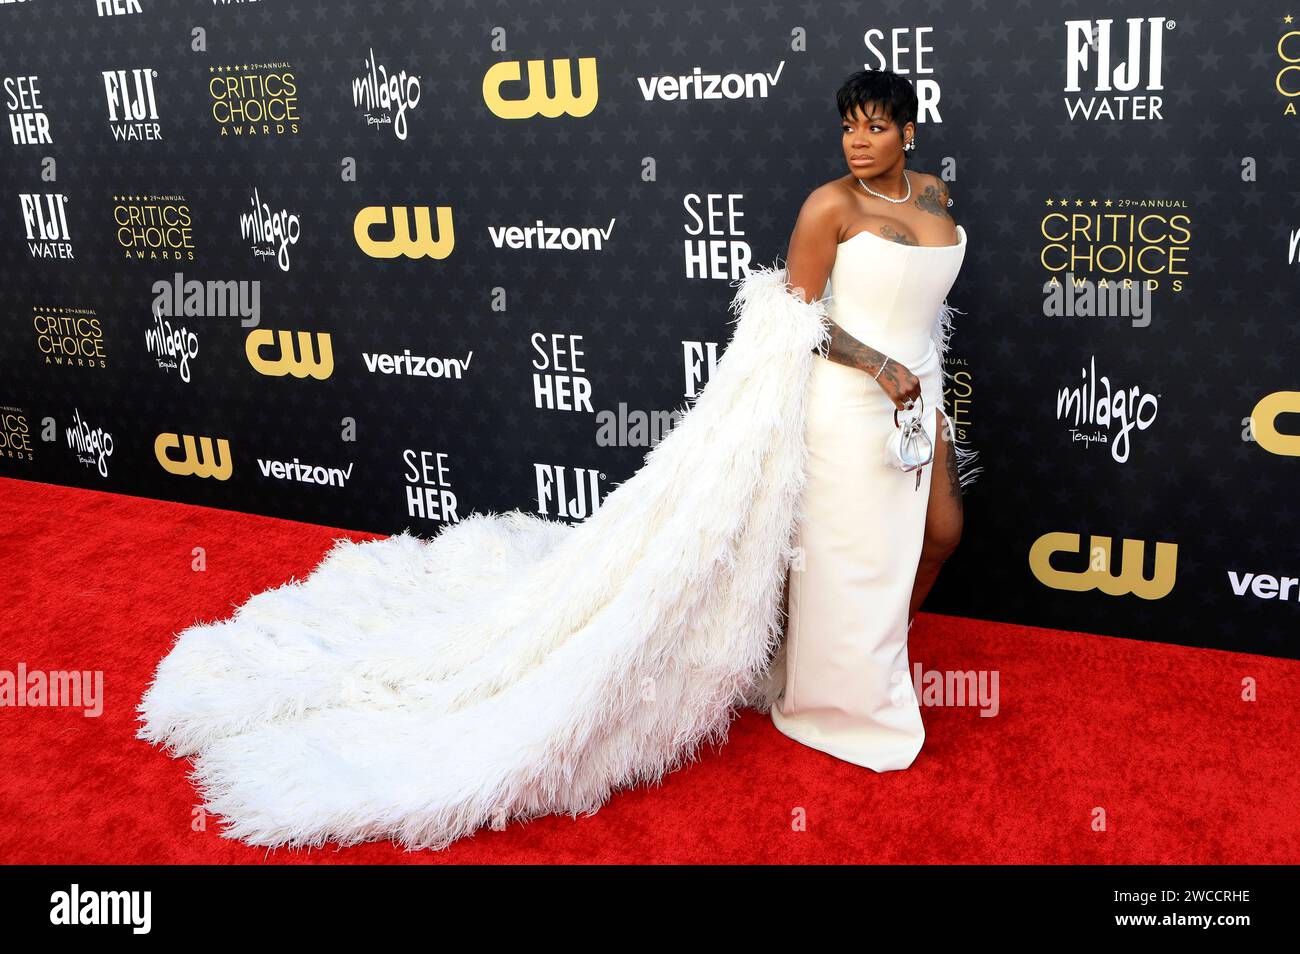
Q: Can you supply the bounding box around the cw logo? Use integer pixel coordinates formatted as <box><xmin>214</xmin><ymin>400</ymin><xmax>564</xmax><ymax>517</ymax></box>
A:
<box><xmin>246</xmin><ymin>329</ymin><xmax>334</xmax><ymax>379</ymax></box>
<box><xmin>155</xmin><ymin>433</ymin><xmax>232</xmax><ymax>480</ymax></box>
<box><xmin>1250</xmin><ymin>391</ymin><xmax>1300</xmax><ymax>456</ymax></box>
<box><xmin>1029</xmin><ymin>532</ymin><xmax>1177</xmax><ymax>600</ymax></box>
<box><xmin>482</xmin><ymin>57</ymin><xmax>598</xmax><ymax>119</ymax></box>
<box><xmin>354</xmin><ymin>206</ymin><xmax>453</xmax><ymax>259</ymax></box>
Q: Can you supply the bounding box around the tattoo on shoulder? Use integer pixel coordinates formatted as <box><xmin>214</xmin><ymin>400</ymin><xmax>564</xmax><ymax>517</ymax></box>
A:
<box><xmin>917</xmin><ymin>180</ymin><xmax>952</xmax><ymax>220</ymax></box>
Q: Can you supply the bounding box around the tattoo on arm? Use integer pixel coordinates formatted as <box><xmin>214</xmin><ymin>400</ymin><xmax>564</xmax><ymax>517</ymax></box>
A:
<box><xmin>814</xmin><ymin>318</ymin><xmax>898</xmax><ymax>390</ymax></box>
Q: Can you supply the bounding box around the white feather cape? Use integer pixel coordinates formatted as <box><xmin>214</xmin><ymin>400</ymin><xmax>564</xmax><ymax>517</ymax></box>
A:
<box><xmin>136</xmin><ymin>262</ymin><xmax>972</xmax><ymax>851</ymax></box>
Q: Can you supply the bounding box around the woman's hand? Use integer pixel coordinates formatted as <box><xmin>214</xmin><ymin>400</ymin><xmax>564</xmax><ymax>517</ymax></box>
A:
<box><xmin>874</xmin><ymin>357</ymin><xmax>921</xmax><ymax>411</ymax></box>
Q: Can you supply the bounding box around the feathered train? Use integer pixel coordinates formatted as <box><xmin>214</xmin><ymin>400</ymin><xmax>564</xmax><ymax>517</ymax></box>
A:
<box><xmin>136</xmin><ymin>263</ymin><xmax>976</xmax><ymax>851</ymax></box>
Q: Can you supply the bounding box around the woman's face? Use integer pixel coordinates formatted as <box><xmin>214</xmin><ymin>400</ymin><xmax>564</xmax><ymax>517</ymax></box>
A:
<box><xmin>841</xmin><ymin>102</ymin><xmax>912</xmax><ymax>177</ymax></box>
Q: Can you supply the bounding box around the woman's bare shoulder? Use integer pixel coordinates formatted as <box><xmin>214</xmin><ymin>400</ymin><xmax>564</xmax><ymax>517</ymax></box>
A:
<box><xmin>915</xmin><ymin>171</ymin><xmax>950</xmax><ymax>203</ymax></box>
<box><xmin>806</xmin><ymin>176</ymin><xmax>855</xmax><ymax>203</ymax></box>
<box><xmin>797</xmin><ymin>178</ymin><xmax>855</xmax><ymax>224</ymax></box>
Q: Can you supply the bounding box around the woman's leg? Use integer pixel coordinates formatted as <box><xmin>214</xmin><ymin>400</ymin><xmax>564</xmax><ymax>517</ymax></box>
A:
<box><xmin>909</xmin><ymin>409</ymin><xmax>964</xmax><ymax>623</ymax></box>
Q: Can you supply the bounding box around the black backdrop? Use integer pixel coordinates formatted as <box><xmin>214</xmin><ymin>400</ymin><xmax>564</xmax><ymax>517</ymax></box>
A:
<box><xmin>2</xmin><ymin>0</ymin><xmax>1297</xmax><ymax>658</ymax></box>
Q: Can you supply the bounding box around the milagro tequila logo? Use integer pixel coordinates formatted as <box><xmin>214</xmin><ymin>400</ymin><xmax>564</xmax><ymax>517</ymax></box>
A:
<box><xmin>1056</xmin><ymin>356</ymin><xmax>1159</xmax><ymax>462</ymax></box>
<box><xmin>33</xmin><ymin>306</ymin><xmax>106</xmax><ymax>369</ymax></box>
<box><xmin>352</xmin><ymin>48</ymin><xmax>421</xmax><ymax>140</ymax></box>
<box><xmin>19</xmin><ymin>192</ymin><xmax>73</xmax><ymax>258</ymax></box>
<box><xmin>114</xmin><ymin>194</ymin><xmax>194</xmax><ymax>261</ymax></box>
<box><xmin>208</xmin><ymin>62</ymin><xmax>299</xmax><ymax>136</ymax></box>
<box><xmin>5</xmin><ymin>74</ymin><xmax>52</xmax><ymax>144</ymax></box>
<box><xmin>65</xmin><ymin>407</ymin><xmax>114</xmax><ymax>477</ymax></box>
<box><xmin>239</xmin><ymin>187</ymin><xmax>300</xmax><ymax>271</ymax></box>
<box><xmin>146</xmin><ymin>299</ymin><xmax>200</xmax><ymax>382</ymax></box>
<box><xmin>102</xmin><ymin>68</ymin><xmax>163</xmax><ymax>140</ymax></box>
<box><xmin>1063</xmin><ymin>16</ymin><xmax>1172</xmax><ymax>120</ymax></box>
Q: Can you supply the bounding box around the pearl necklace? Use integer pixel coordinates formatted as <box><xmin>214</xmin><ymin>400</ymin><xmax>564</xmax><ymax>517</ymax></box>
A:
<box><xmin>857</xmin><ymin>169</ymin><xmax>911</xmax><ymax>204</ymax></box>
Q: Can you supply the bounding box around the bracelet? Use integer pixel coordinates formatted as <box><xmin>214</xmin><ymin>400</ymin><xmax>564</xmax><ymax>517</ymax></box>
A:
<box><xmin>873</xmin><ymin>358</ymin><xmax>888</xmax><ymax>381</ymax></box>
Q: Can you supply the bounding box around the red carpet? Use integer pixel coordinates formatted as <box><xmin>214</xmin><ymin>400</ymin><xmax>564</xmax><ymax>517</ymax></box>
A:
<box><xmin>2</xmin><ymin>474</ymin><xmax>1297</xmax><ymax>864</ymax></box>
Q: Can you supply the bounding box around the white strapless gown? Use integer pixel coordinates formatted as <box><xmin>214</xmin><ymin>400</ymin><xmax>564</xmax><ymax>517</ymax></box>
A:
<box><xmin>770</xmin><ymin>223</ymin><xmax>969</xmax><ymax>770</ymax></box>
<box><xmin>133</xmin><ymin>233</ymin><xmax>977</xmax><ymax>851</ymax></box>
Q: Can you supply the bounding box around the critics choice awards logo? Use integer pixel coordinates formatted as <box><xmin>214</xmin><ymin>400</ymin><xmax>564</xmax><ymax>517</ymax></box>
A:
<box><xmin>32</xmin><ymin>305</ymin><xmax>106</xmax><ymax>369</ymax></box>
<box><xmin>113</xmin><ymin>194</ymin><xmax>195</xmax><ymax>261</ymax></box>
<box><xmin>208</xmin><ymin>62</ymin><xmax>300</xmax><ymax>136</ymax></box>
<box><xmin>0</xmin><ymin>408</ymin><xmax>34</xmax><ymax>464</ymax></box>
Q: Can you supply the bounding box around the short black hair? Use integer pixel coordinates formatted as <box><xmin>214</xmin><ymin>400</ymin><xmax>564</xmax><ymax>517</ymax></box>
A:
<box><xmin>836</xmin><ymin>68</ymin><xmax>918</xmax><ymax>144</ymax></box>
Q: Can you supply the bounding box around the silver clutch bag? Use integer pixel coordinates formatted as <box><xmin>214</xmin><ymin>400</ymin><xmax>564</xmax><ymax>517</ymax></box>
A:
<box><xmin>884</xmin><ymin>392</ymin><xmax>934</xmax><ymax>490</ymax></box>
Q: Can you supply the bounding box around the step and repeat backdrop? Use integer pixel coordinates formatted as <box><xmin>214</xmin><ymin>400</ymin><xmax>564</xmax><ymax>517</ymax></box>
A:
<box><xmin>1</xmin><ymin>0</ymin><xmax>1296</xmax><ymax>657</ymax></box>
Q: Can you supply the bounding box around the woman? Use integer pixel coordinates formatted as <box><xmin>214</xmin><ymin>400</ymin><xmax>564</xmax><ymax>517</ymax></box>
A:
<box><xmin>769</xmin><ymin>68</ymin><xmax>979</xmax><ymax>771</ymax></box>
<box><xmin>135</xmin><ymin>69</ymin><xmax>976</xmax><ymax>851</ymax></box>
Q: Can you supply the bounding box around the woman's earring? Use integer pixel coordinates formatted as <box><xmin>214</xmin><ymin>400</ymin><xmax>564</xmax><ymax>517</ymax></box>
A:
<box><xmin>904</xmin><ymin>139</ymin><xmax>915</xmax><ymax>152</ymax></box>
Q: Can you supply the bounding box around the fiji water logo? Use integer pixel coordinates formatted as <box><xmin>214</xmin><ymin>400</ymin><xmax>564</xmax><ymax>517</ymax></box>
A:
<box><xmin>102</xmin><ymin>68</ymin><xmax>163</xmax><ymax>140</ymax></box>
<box><xmin>535</xmin><ymin>463</ymin><xmax>605</xmax><ymax>521</ymax></box>
<box><xmin>19</xmin><ymin>192</ymin><xmax>73</xmax><ymax>258</ymax></box>
<box><xmin>1063</xmin><ymin>16</ymin><xmax>1173</xmax><ymax>121</ymax></box>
